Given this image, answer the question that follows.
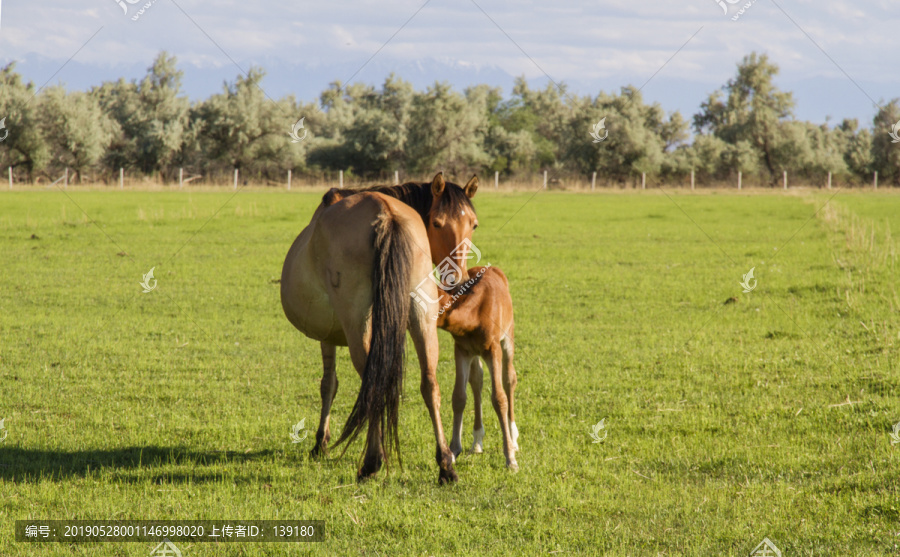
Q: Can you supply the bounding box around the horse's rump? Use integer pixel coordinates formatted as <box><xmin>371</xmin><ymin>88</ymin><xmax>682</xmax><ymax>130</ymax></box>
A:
<box><xmin>300</xmin><ymin>192</ymin><xmax>433</xmax><ymax>468</ymax></box>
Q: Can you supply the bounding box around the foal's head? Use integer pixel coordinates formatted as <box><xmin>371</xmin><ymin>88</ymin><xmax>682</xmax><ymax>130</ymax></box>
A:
<box><xmin>423</xmin><ymin>173</ymin><xmax>478</xmax><ymax>290</ymax></box>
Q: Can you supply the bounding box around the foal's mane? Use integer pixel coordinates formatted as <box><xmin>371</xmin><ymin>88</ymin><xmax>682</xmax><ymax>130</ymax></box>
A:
<box><xmin>323</xmin><ymin>181</ymin><xmax>475</xmax><ymax>222</ymax></box>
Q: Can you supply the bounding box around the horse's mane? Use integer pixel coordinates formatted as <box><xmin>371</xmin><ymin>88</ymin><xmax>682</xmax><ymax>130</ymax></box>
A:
<box><xmin>323</xmin><ymin>181</ymin><xmax>475</xmax><ymax>222</ymax></box>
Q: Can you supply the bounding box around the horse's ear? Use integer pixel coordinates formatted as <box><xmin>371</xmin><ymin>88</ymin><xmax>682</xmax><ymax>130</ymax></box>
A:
<box><xmin>464</xmin><ymin>175</ymin><xmax>478</xmax><ymax>198</ymax></box>
<box><xmin>431</xmin><ymin>172</ymin><xmax>446</xmax><ymax>197</ymax></box>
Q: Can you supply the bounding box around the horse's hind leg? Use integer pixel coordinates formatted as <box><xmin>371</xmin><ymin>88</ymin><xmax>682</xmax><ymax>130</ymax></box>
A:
<box><xmin>409</xmin><ymin>308</ymin><xmax>457</xmax><ymax>484</ymax></box>
<box><xmin>311</xmin><ymin>342</ymin><xmax>339</xmax><ymax>459</ymax></box>
<box><xmin>502</xmin><ymin>335</ymin><xmax>518</xmax><ymax>452</ymax></box>
<box><xmin>344</xmin><ymin>333</ymin><xmax>385</xmax><ymax>481</ymax></box>
<box><xmin>449</xmin><ymin>344</ymin><xmax>470</xmax><ymax>461</ymax></box>
<box><xmin>485</xmin><ymin>345</ymin><xmax>518</xmax><ymax>471</ymax></box>
<box><xmin>359</xmin><ymin>422</ymin><xmax>384</xmax><ymax>481</ymax></box>
<box><xmin>468</xmin><ymin>357</ymin><xmax>485</xmax><ymax>454</ymax></box>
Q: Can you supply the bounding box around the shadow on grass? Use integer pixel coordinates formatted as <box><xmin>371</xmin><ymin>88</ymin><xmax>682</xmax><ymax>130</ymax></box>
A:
<box><xmin>0</xmin><ymin>446</ymin><xmax>285</xmax><ymax>482</ymax></box>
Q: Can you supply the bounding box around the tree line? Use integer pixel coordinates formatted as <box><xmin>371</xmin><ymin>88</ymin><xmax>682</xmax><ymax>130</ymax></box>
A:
<box><xmin>0</xmin><ymin>51</ymin><xmax>897</xmax><ymax>187</ymax></box>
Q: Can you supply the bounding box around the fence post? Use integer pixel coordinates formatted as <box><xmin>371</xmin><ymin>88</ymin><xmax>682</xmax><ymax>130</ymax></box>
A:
<box><xmin>641</xmin><ymin>172</ymin><xmax>646</xmax><ymax>190</ymax></box>
<box><xmin>8</xmin><ymin>167</ymin><xmax>11</xmax><ymax>189</ymax></box>
<box><xmin>690</xmin><ymin>169</ymin><xmax>695</xmax><ymax>191</ymax></box>
<box><xmin>64</xmin><ymin>168</ymin><xmax>68</xmax><ymax>189</ymax></box>
<box><xmin>179</xmin><ymin>168</ymin><xmax>183</xmax><ymax>189</ymax></box>
<box><xmin>339</xmin><ymin>169</ymin><xmax>343</xmax><ymax>189</ymax></box>
<box><xmin>287</xmin><ymin>169</ymin><xmax>291</xmax><ymax>190</ymax></box>
<box><xmin>394</xmin><ymin>170</ymin><xmax>399</xmax><ymax>185</ymax></box>
<box><xmin>591</xmin><ymin>171</ymin><xmax>596</xmax><ymax>191</ymax></box>
<box><xmin>738</xmin><ymin>171</ymin><xmax>742</xmax><ymax>190</ymax></box>
<box><xmin>874</xmin><ymin>171</ymin><xmax>878</xmax><ymax>190</ymax></box>
<box><xmin>827</xmin><ymin>171</ymin><xmax>832</xmax><ymax>190</ymax></box>
<box><xmin>783</xmin><ymin>170</ymin><xmax>787</xmax><ymax>190</ymax></box>
<box><xmin>543</xmin><ymin>170</ymin><xmax>547</xmax><ymax>189</ymax></box>
<box><xmin>495</xmin><ymin>170</ymin><xmax>499</xmax><ymax>190</ymax></box>
<box><xmin>233</xmin><ymin>168</ymin><xmax>238</xmax><ymax>190</ymax></box>
<box><xmin>120</xmin><ymin>168</ymin><xmax>124</xmax><ymax>189</ymax></box>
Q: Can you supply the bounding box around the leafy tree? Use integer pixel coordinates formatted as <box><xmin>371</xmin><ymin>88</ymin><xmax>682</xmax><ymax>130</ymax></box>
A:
<box><xmin>195</xmin><ymin>66</ymin><xmax>298</xmax><ymax>180</ymax></box>
<box><xmin>38</xmin><ymin>86</ymin><xmax>117</xmax><ymax>181</ymax></box>
<box><xmin>570</xmin><ymin>87</ymin><xmax>678</xmax><ymax>184</ymax></box>
<box><xmin>838</xmin><ymin>119</ymin><xmax>874</xmax><ymax>179</ymax></box>
<box><xmin>482</xmin><ymin>124</ymin><xmax>536</xmax><ymax>175</ymax></box>
<box><xmin>405</xmin><ymin>81</ymin><xmax>490</xmax><ymax>176</ymax></box>
<box><xmin>309</xmin><ymin>75</ymin><xmax>413</xmax><ymax>177</ymax></box>
<box><xmin>797</xmin><ymin>122</ymin><xmax>849</xmax><ymax>181</ymax></box>
<box><xmin>694</xmin><ymin>52</ymin><xmax>796</xmax><ymax>184</ymax></box>
<box><xmin>670</xmin><ymin>135</ymin><xmax>728</xmax><ymax>181</ymax></box>
<box><xmin>0</xmin><ymin>63</ymin><xmax>50</xmax><ymax>178</ymax></box>
<box><xmin>466</xmin><ymin>84</ymin><xmax>538</xmax><ymax>176</ymax></box>
<box><xmin>93</xmin><ymin>52</ymin><xmax>190</xmax><ymax>177</ymax></box>
<box><xmin>501</xmin><ymin>78</ymin><xmax>569</xmax><ymax>171</ymax></box>
<box><xmin>871</xmin><ymin>100</ymin><xmax>900</xmax><ymax>185</ymax></box>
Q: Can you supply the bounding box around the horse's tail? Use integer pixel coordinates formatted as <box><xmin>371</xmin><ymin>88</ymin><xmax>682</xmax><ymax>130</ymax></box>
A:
<box><xmin>333</xmin><ymin>205</ymin><xmax>411</xmax><ymax>468</ymax></box>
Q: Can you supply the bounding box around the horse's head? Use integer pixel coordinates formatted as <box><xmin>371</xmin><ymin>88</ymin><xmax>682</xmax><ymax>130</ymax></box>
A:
<box><xmin>425</xmin><ymin>172</ymin><xmax>478</xmax><ymax>290</ymax></box>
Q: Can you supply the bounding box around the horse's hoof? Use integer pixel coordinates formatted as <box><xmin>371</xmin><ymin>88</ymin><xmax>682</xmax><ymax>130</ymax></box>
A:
<box><xmin>357</xmin><ymin>468</ymin><xmax>378</xmax><ymax>483</ymax></box>
<box><xmin>438</xmin><ymin>466</ymin><xmax>458</xmax><ymax>485</ymax></box>
<box><xmin>507</xmin><ymin>460</ymin><xmax>519</xmax><ymax>473</ymax></box>
<box><xmin>311</xmin><ymin>431</ymin><xmax>331</xmax><ymax>459</ymax></box>
<box><xmin>357</xmin><ymin>455</ymin><xmax>383</xmax><ymax>482</ymax></box>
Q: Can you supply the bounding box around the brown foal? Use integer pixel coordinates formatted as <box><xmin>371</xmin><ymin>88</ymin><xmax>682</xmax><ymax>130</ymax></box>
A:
<box><xmin>437</xmin><ymin>265</ymin><xmax>519</xmax><ymax>471</ymax></box>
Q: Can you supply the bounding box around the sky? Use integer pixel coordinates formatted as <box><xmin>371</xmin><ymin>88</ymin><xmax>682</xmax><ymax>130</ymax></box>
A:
<box><xmin>0</xmin><ymin>0</ymin><xmax>897</xmax><ymax>128</ymax></box>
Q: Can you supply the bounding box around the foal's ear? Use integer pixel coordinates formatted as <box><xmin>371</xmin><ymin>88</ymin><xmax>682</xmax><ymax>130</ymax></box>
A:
<box><xmin>431</xmin><ymin>172</ymin><xmax>446</xmax><ymax>197</ymax></box>
<box><xmin>464</xmin><ymin>175</ymin><xmax>478</xmax><ymax>198</ymax></box>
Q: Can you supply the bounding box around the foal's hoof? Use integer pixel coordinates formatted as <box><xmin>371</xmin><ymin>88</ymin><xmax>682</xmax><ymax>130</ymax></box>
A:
<box><xmin>438</xmin><ymin>466</ymin><xmax>459</xmax><ymax>485</ymax></box>
<box><xmin>471</xmin><ymin>426</ymin><xmax>485</xmax><ymax>454</ymax></box>
<box><xmin>507</xmin><ymin>460</ymin><xmax>519</xmax><ymax>473</ymax></box>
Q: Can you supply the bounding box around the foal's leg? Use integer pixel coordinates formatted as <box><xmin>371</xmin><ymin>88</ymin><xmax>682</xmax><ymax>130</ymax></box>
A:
<box><xmin>311</xmin><ymin>342</ymin><xmax>339</xmax><ymax>459</ymax></box>
<box><xmin>449</xmin><ymin>344</ymin><xmax>470</xmax><ymax>461</ymax></box>
<box><xmin>485</xmin><ymin>345</ymin><xmax>518</xmax><ymax>471</ymax></box>
<box><xmin>468</xmin><ymin>357</ymin><xmax>485</xmax><ymax>454</ymax></box>
<box><xmin>502</xmin><ymin>335</ymin><xmax>518</xmax><ymax>452</ymax></box>
<box><xmin>409</xmin><ymin>309</ymin><xmax>458</xmax><ymax>484</ymax></box>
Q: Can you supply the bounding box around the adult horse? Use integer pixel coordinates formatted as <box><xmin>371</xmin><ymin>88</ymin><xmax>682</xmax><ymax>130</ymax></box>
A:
<box><xmin>280</xmin><ymin>172</ymin><xmax>478</xmax><ymax>483</ymax></box>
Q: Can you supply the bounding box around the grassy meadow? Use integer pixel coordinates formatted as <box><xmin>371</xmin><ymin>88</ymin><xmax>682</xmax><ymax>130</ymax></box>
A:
<box><xmin>0</xmin><ymin>187</ymin><xmax>899</xmax><ymax>555</ymax></box>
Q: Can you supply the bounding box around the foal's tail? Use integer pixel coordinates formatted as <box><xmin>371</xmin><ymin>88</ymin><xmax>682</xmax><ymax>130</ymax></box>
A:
<box><xmin>333</xmin><ymin>206</ymin><xmax>411</xmax><ymax>468</ymax></box>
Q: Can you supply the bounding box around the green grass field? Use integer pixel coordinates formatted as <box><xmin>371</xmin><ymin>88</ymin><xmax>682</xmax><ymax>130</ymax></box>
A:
<box><xmin>1</xmin><ymin>188</ymin><xmax>899</xmax><ymax>556</ymax></box>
